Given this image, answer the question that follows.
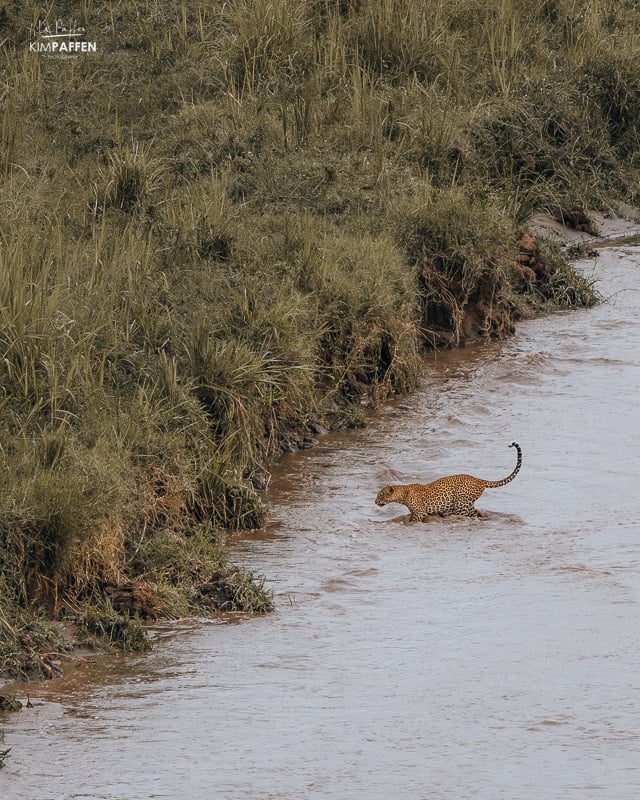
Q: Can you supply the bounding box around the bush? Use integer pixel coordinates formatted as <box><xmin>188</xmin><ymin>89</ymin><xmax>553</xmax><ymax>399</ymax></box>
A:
<box><xmin>395</xmin><ymin>187</ymin><xmax>515</xmax><ymax>345</ymax></box>
<box><xmin>78</xmin><ymin>599</ymin><xmax>152</xmax><ymax>653</ymax></box>
<box><xmin>582</xmin><ymin>46</ymin><xmax>640</xmax><ymax>160</ymax></box>
<box><xmin>302</xmin><ymin>229</ymin><xmax>420</xmax><ymax>399</ymax></box>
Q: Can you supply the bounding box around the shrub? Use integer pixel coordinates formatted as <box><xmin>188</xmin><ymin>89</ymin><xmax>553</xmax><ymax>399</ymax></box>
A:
<box><xmin>297</xmin><ymin>227</ymin><xmax>420</xmax><ymax>399</ymax></box>
<box><xmin>223</xmin><ymin>0</ymin><xmax>314</xmax><ymax>94</ymax></box>
<box><xmin>394</xmin><ymin>186</ymin><xmax>515</xmax><ymax>344</ymax></box>
<box><xmin>78</xmin><ymin>599</ymin><xmax>152</xmax><ymax>652</ymax></box>
<box><xmin>582</xmin><ymin>45</ymin><xmax>640</xmax><ymax>160</ymax></box>
<box><xmin>96</xmin><ymin>144</ymin><xmax>164</xmax><ymax>214</ymax></box>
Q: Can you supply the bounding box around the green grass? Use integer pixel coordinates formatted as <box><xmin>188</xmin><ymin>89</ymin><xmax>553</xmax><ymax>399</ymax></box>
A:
<box><xmin>0</xmin><ymin>0</ymin><xmax>633</xmax><ymax>669</ymax></box>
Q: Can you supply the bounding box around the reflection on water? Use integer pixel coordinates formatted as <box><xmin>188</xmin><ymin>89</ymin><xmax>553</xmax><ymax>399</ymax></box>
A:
<box><xmin>2</xmin><ymin>248</ymin><xmax>640</xmax><ymax>799</ymax></box>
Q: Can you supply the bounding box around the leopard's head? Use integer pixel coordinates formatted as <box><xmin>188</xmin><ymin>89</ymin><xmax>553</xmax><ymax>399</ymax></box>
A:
<box><xmin>375</xmin><ymin>485</ymin><xmax>399</xmax><ymax>506</ymax></box>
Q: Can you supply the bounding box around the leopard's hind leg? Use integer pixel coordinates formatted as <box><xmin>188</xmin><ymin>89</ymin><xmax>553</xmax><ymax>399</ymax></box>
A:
<box><xmin>465</xmin><ymin>506</ymin><xmax>488</xmax><ymax>518</ymax></box>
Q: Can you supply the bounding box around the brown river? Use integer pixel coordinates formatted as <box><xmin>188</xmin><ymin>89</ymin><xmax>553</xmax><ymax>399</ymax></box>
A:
<box><xmin>2</xmin><ymin>246</ymin><xmax>640</xmax><ymax>799</ymax></box>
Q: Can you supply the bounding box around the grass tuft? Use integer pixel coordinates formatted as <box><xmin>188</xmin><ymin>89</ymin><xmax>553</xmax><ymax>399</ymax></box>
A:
<box><xmin>194</xmin><ymin>568</ymin><xmax>274</xmax><ymax>614</ymax></box>
<box><xmin>77</xmin><ymin>598</ymin><xmax>152</xmax><ymax>653</ymax></box>
<box><xmin>96</xmin><ymin>143</ymin><xmax>164</xmax><ymax>214</ymax></box>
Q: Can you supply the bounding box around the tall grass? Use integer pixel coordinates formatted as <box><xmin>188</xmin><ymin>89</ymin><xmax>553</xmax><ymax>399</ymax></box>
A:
<box><xmin>0</xmin><ymin>0</ymin><xmax>627</xmax><ymax>659</ymax></box>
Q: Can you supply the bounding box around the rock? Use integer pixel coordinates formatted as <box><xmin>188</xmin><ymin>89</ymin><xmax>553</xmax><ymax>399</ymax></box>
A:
<box><xmin>247</xmin><ymin>466</ymin><xmax>271</xmax><ymax>491</ymax></box>
<box><xmin>41</xmin><ymin>658</ymin><xmax>63</xmax><ymax>679</ymax></box>
<box><xmin>102</xmin><ymin>582</ymin><xmax>162</xmax><ymax>620</ymax></box>
<box><xmin>514</xmin><ymin>262</ymin><xmax>537</xmax><ymax>286</ymax></box>
<box><xmin>552</xmin><ymin>206</ymin><xmax>598</xmax><ymax>235</ymax></box>
<box><xmin>280</xmin><ymin>434</ymin><xmax>298</xmax><ymax>453</ymax></box>
<box><xmin>518</xmin><ymin>232</ymin><xmax>537</xmax><ymax>255</ymax></box>
<box><xmin>515</xmin><ymin>231</ymin><xmax>549</xmax><ymax>287</ymax></box>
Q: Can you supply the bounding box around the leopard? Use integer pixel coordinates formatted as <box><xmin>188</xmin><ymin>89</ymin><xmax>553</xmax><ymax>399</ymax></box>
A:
<box><xmin>375</xmin><ymin>442</ymin><xmax>522</xmax><ymax>521</ymax></box>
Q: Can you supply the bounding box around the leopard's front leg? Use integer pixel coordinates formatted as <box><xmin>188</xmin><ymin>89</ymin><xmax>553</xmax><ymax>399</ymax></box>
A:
<box><xmin>406</xmin><ymin>498</ymin><xmax>427</xmax><ymax>523</ymax></box>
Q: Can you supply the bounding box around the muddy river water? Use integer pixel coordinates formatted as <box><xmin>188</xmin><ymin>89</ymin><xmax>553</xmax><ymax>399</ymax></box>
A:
<box><xmin>2</xmin><ymin>247</ymin><xmax>640</xmax><ymax>799</ymax></box>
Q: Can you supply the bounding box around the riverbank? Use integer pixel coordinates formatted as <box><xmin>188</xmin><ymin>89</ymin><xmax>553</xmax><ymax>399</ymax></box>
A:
<box><xmin>1</xmin><ymin>0</ymin><xmax>640</xmax><ymax>689</ymax></box>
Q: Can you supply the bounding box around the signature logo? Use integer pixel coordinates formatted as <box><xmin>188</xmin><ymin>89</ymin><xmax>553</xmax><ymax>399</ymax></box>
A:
<box><xmin>29</xmin><ymin>18</ymin><xmax>97</xmax><ymax>57</ymax></box>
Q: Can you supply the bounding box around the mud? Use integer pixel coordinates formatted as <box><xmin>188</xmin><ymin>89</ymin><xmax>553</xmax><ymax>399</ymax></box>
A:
<box><xmin>1</xmin><ymin>246</ymin><xmax>639</xmax><ymax>799</ymax></box>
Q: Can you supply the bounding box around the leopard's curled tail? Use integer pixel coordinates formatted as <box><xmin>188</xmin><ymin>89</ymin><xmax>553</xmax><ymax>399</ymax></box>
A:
<box><xmin>481</xmin><ymin>442</ymin><xmax>522</xmax><ymax>488</ymax></box>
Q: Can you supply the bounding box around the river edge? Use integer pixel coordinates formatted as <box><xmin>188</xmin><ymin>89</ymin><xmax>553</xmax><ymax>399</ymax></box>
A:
<box><xmin>1</xmin><ymin>209</ymin><xmax>638</xmax><ymax>713</ymax></box>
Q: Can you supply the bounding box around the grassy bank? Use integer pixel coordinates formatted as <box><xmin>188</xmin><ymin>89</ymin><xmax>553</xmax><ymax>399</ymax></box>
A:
<box><xmin>1</xmin><ymin>0</ymin><xmax>636</xmax><ymax>673</ymax></box>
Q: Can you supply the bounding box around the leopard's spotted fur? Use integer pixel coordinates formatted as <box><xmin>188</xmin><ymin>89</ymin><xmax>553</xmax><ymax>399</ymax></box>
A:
<box><xmin>375</xmin><ymin>442</ymin><xmax>521</xmax><ymax>520</ymax></box>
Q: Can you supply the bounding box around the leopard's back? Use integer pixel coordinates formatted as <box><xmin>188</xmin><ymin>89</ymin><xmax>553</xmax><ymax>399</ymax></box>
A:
<box><xmin>406</xmin><ymin>474</ymin><xmax>488</xmax><ymax>517</ymax></box>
